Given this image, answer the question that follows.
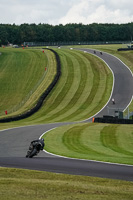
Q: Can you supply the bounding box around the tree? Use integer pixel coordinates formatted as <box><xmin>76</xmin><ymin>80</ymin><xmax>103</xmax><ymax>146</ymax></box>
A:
<box><xmin>0</xmin><ymin>22</ymin><xmax>133</xmax><ymax>45</ymax></box>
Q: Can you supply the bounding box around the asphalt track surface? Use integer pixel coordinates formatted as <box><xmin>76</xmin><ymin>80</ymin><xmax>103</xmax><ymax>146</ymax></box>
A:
<box><xmin>0</xmin><ymin>48</ymin><xmax>133</xmax><ymax>181</ymax></box>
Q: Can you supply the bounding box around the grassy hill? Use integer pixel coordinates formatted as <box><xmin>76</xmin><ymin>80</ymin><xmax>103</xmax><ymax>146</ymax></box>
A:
<box><xmin>0</xmin><ymin>47</ymin><xmax>113</xmax><ymax>122</ymax></box>
<box><xmin>0</xmin><ymin>47</ymin><xmax>56</xmax><ymax>117</ymax></box>
<box><xmin>21</xmin><ymin>48</ymin><xmax>113</xmax><ymax>124</ymax></box>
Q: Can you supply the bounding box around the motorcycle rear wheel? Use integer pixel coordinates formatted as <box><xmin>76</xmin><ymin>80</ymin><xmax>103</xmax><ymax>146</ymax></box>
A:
<box><xmin>29</xmin><ymin>148</ymin><xmax>38</xmax><ymax>158</ymax></box>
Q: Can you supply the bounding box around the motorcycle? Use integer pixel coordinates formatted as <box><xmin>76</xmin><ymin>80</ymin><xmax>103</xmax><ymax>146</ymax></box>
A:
<box><xmin>26</xmin><ymin>142</ymin><xmax>43</xmax><ymax>158</ymax></box>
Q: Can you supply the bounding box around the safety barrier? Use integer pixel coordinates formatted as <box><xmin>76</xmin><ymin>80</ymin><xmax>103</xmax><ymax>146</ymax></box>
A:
<box><xmin>94</xmin><ymin>116</ymin><xmax>133</xmax><ymax>124</ymax></box>
<box><xmin>117</xmin><ymin>48</ymin><xmax>133</xmax><ymax>51</ymax></box>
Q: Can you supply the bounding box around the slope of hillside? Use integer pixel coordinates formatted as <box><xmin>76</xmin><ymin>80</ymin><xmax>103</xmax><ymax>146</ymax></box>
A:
<box><xmin>0</xmin><ymin>47</ymin><xmax>56</xmax><ymax>117</ymax></box>
<box><xmin>24</xmin><ymin>48</ymin><xmax>113</xmax><ymax>123</ymax></box>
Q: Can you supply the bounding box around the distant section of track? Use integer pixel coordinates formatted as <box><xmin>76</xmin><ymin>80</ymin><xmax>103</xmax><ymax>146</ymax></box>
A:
<box><xmin>77</xmin><ymin>48</ymin><xmax>133</xmax><ymax>121</ymax></box>
<box><xmin>0</xmin><ymin>48</ymin><xmax>133</xmax><ymax>181</ymax></box>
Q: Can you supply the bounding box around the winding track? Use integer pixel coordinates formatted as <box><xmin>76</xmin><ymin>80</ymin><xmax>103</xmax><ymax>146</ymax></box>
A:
<box><xmin>0</xmin><ymin>48</ymin><xmax>133</xmax><ymax>181</ymax></box>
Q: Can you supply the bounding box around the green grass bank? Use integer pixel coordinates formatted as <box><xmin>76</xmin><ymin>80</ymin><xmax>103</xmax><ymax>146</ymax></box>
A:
<box><xmin>44</xmin><ymin>122</ymin><xmax>133</xmax><ymax>165</ymax></box>
<box><xmin>0</xmin><ymin>47</ymin><xmax>56</xmax><ymax>117</ymax></box>
<box><xmin>0</xmin><ymin>168</ymin><xmax>133</xmax><ymax>200</ymax></box>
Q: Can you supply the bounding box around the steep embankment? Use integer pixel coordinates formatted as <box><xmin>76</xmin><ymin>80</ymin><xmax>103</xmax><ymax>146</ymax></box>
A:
<box><xmin>0</xmin><ymin>48</ymin><xmax>58</xmax><ymax>121</ymax></box>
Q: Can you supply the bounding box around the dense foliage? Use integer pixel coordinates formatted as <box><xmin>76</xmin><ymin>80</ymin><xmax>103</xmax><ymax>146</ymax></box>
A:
<box><xmin>0</xmin><ymin>22</ymin><xmax>133</xmax><ymax>45</ymax></box>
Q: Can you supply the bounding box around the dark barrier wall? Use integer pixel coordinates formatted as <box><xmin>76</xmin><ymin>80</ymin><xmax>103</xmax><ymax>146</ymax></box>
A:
<box><xmin>0</xmin><ymin>48</ymin><xmax>61</xmax><ymax>123</ymax></box>
<box><xmin>118</xmin><ymin>48</ymin><xmax>133</xmax><ymax>51</ymax></box>
<box><xmin>94</xmin><ymin>117</ymin><xmax>133</xmax><ymax>124</ymax></box>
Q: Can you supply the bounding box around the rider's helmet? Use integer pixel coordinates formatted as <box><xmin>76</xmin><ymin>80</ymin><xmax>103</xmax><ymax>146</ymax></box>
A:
<box><xmin>41</xmin><ymin>138</ymin><xmax>44</xmax><ymax>141</ymax></box>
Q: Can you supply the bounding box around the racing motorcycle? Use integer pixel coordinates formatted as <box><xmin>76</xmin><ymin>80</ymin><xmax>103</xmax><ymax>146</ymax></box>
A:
<box><xmin>26</xmin><ymin>141</ymin><xmax>43</xmax><ymax>158</ymax></box>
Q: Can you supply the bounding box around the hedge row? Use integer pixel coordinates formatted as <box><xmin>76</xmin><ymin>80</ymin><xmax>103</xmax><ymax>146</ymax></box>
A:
<box><xmin>94</xmin><ymin>117</ymin><xmax>133</xmax><ymax>124</ymax></box>
<box><xmin>0</xmin><ymin>48</ymin><xmax>61</xmax><ymax>123</ymax></box>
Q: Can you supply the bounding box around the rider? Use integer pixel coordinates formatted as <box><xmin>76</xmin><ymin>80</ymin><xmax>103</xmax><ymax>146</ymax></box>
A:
<box><xmin>30</xmin><ymin>138</ymin><xmax>45</xmax><ymax>150</ymax></box>
<box><xmin>112</xmin><ymin>98</ymin><xmax>115</xmax><ymax>104</ymax></box>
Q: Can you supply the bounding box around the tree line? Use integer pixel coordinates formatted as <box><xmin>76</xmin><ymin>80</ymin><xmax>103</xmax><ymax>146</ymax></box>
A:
<box><xmin>0</xmin><ymin>22</ymin><xmax>133</xmax><ymax>45</ymax></box>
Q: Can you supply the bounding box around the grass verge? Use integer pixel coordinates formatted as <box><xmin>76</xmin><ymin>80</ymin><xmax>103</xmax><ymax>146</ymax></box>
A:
<box><xmin>44</xmin><ymin>122</ymin><xmax>133</xmax><ymax>165</ymax></box>
<box><xmin>0</xmin><ymin>168</ymin><xmax>133</xmax><ymax>200</ymax></box>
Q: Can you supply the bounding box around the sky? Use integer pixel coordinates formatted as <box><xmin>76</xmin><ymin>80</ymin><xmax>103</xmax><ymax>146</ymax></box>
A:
<box><xmin>0</xmin><ymin>0</ymin><xmax>133</xmax><ymax>25</ymax></box>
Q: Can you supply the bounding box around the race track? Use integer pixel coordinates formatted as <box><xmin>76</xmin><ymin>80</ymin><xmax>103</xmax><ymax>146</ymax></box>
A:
<box><xmin>0</xmin><ymin>48</ymin><xmax>133</xmax><ymax>181</ymax></box>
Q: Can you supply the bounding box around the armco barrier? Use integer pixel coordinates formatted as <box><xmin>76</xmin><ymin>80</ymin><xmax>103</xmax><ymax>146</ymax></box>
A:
<box><xmin>94</xmin><ymin>117</ymin><xmax>133</xmax><ymax>124</ymax></box>
<box><xmin>0</xmin><ymin>48</ymin><xmax>61</xmax><ymax>123</ymax></box>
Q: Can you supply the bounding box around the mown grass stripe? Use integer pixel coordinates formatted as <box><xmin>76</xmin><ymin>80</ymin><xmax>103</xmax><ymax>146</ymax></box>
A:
<box><xmin>43</xmin><ymin>50</ymin><xmax>98</xmax><ymax>122</ymax></box>
<box><xmin>45</xmin><ymin>51</ymin><xmax>88</xmax><ymax>121</ymax></box>
<box><xmin>37</xmin><ymin>51</ymin><xmax>75</xmax><ymax>119</ymax></box>
<box><xmin>37</xmin><ymin>50</ymin><xmax>90</xmax><ymax>122</ymax></box>
<box><xmin>26</xmin><ymin>50</ymin><xmax>75</xmax><ymax>123</ymax></box>
<box><xmin>44</xmin><ymin>122</ymin><xmax>133</xmax><ymax>164</ymax></box>
<box><xmin>62</xmin><ymin>123</ymin><xmax>106</xmax><ymax>157</ymax></box>
<box><xmin>72</xmin><ymin>55</ymin><xmax>112</xmax><ymax>121</ymax></box>
<box><xmin>117</xmin><ymin>125</ymin><xmax>133</xmax><ymax>154</ymax></box>
<box><xmin>61</xmin><ymin>53</ymin><xmax>102</xmax><ymax>121</ymax></box>
<box><xmin>100</xmin><ymin>125</ymin><xmax>133</xmax><ymax>156</ymax></box>
<box><xmin>79</xmin><ymin>62</ymin><xmax>112</xmax><ymax>120</ymax></box>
